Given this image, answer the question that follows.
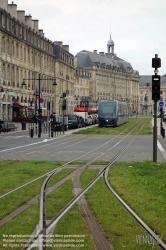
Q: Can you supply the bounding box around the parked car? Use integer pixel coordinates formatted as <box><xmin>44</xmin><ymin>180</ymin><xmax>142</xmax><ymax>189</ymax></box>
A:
<box><xmin>66</xmin><ymin>114</ymin><xmax>81</xmax><ymax>129</ymax></box>
<box><xmin>73</xmin><ymin>112</ymin><xmax>90</xmax><ymax>126</ymax></box>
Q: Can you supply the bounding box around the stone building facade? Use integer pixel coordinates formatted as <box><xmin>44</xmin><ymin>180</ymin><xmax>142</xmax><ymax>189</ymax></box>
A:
<box><xmin>0</xmin><ymin>0</ymin><xmax>57</xmax><ymax>122</ymax></box>
<box><xmin>0</xmin><ymin>1</ymin><xmax>141</xmax><ymax>123</ymax></box>
<box><xmin>53</xmin><ymin>41</ymin><xmax>75</xmax><ymax>116</ymax></box>
<box><xmin>74</xmin><ymin>55</ymin><xmax>91</xmax><ymax>109</ymax></box>
<box><xmin>75</xmin><ymin>35</ymin><xmax>140</xmax><ymax>113</ymax></box>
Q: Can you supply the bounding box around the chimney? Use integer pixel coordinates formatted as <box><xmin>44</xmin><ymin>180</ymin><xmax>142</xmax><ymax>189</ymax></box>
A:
<box><xmin>8</xmin><ymin>1</ymin><xmax>17</xmax><ymax>18</ymax></box>
<box><xmin>0</xmin><ymin>0</ymin><xmax>8</xmax><ymax>11</ymax></box>
<box><xmin>62</xmin><ymin>45</ymin><xmax>69</xmax><ymax>52</ymax></box>
<box><xmin>99</xmin><ymin>52</ymin><xmax>104</xmax><ymax>56</ymax></box>
<box><xmin>32</xmin><ymin>20</ymin><xmax>39</xmax><ymax>32</ymax></box>
<box><xmin>54</xmin><ymin>41</ymin><xmax>63</xmax><ymax>47</ymax></box>
<box><xmin>39</xmin><ymin>29</ymin><xmax>44</xmax><ymax>36</ymax></box>
<box><xmin>17</xmin><ymin>10</ymin><xmax>25</xmax><ymax>24</ymax></box>
<box><xmin>25</xmin><ymin>14</ymin><xmax>33</xmax><ymax>28</ymax></box>
<box><xmin>93</xmin><ymin>50</ymin><xmax>97</xmax><ymax>53</ymax></box>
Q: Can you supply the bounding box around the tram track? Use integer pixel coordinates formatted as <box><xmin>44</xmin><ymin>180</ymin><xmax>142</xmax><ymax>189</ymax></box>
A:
<box><xmin>21</xmin><ymin>127</ymin><xmax>141</xmax><ymax>250</ymax></box>
<box><xmin>1</xmin><ymin>118</ymin><xmax>159</xmax><ymax>250</ymax></box>
<box><xmin>0</xmin><ymin>118</ymin><xmax>144</xmax><ymax>161</ymax></box>
<box><xmin>103</xmin><ymin>169</ymin><xmax>166</xmax><ymax>249</ymax></box>
<box><xmin>0</xmin><ymin>118</ymin><xmax>143</xmax><ymax>200</ymax></box>
<box><xmin>17</xmin><ymin>119</ymin><xmax>152</xmax><ymax>249</ymax></box>
<box><xmin>103</xmin><ymin>120</ymin><xmax>166</xmax><ymax>249</ymax></box>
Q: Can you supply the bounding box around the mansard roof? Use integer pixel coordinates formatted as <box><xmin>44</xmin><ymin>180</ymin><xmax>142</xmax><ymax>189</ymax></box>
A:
<box><xmin>76</xmin><ymin>50</ymin><xmax>134</xmax><ymax>74</ymax></box>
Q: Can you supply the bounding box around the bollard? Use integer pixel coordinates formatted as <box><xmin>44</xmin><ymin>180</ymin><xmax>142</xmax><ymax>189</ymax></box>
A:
<box><xmin>35</xmin><ymin>125</ymin><xmax>37</xmax><ymax>136</ymax></box>
<box><xmin>30</xmin><ymin>128</ymin><xmax>34</xmax><ymax>138</ymax></box>
<box><xmin>45</xmin><ymin>123</ymin><xmax>47</xmax><ymax>134</ymax></box>
<box><xmin>29</xmin><ymin>125</ymin><xmax>31</xmax><ymax>137</ymax></box>
<box><xmin>162</xmin><ymin>128</ymin><xmax>165</xmax><ymax>138</ymax></box>
<box><xmin>51</xmin><ymin>126</ymin><xmax>54</xmax><ymax>137</ymax></box>
<box><xmin>55</xmin><ymin>124</ymin><xmax>57</xmax><ymax>136</ymax></box>
<box><xmin>48</xmin><ymin>122</ymin><xmax>50</xmax><ymax>137</ymax></box>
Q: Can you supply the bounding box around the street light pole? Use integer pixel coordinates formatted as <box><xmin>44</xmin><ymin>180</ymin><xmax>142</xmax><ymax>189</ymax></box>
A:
<box><xmin>38</xmin><ymin>74</ymin><xmax>41</xmax><ymax>138</ymax></box>
<box><xmin>22</xmin><ymin>74</ymin><xmax>57</xmax><ymax>138</ymax></box>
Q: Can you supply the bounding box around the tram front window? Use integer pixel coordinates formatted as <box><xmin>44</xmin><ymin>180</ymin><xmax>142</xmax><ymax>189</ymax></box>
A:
<box><xmin>99</xmin><ymin>106</ymin><xmax>116</xmax><ymax>118</ymax></box>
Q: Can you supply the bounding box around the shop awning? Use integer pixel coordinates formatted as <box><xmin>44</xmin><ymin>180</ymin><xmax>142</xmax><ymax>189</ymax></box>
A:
<box><xmin>74</xmin><ymin>107</ymin><xmax>94</xmax><ymax>112</ymax></box>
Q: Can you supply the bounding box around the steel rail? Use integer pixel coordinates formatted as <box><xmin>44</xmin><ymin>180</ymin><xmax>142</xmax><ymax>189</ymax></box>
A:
<box><xmin>104</xmin><ymin>170</ymin><xmax>166</xmax><ymax>249</ymax></box>
<box><xmin>22</xmin><ymin>119</ymin><xmax>147</xmax><ymax>250</ymax></box>
<box><xmin>0</xmin><ymin>134</ymin><xmax>118</xmax><ymax>199</ymax></box>
<box><xmin>103</xmin><ymin>119</ymin><xmax>166</xmax><ymax>250</ymax></box>
<box><xmin>0</xmin><ymin>135</ymin><xmax>95</xmax><ymax>199</ymax></box>
<box><xmin>1</xmin><ymin>119</ymin><xmax>142</xmax><ymax>199</ymax></box>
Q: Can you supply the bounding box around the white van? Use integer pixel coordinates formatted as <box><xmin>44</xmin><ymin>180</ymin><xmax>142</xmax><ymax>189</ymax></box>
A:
<box><xmin>73</xmin><ymin>112</ymin><xmax>91</xmax><ymax>126</ymax></box>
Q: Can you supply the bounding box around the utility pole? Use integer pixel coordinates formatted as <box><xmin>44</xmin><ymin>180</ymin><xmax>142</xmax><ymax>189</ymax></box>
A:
<box><xmin>152</xmin><ymin>54</ymin><xmax>161</xmax><ymax>162</ymax></box>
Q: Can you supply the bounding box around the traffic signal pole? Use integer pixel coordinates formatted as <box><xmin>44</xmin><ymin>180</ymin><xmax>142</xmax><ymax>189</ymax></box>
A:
<box><xmin>152</xmin><ymin>54</ymin><xmax>161</xmax><ymax>162</ymax></box>
<box><xmin>62</xmin><ymin>92</ymin><xmax>66</xmax><ymax>134</ymax></box>
<box><xmin>153</xmin><ymin>101</ymin><xmax>158</xmax><ymax>162</ymax></box>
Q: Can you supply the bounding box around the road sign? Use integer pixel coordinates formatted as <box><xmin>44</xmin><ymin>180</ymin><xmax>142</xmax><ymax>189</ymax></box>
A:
<box><xmin>159</xmin><ymin>101</ymin><xmax>164</xmax><ymax>107</ymax></box>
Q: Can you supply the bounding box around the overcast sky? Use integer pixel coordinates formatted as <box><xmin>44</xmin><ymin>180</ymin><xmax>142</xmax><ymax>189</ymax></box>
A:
<box><xmin>10</xmin><ymin>0</ymin><xmax>166</xmax><ymax>75</ymax></box>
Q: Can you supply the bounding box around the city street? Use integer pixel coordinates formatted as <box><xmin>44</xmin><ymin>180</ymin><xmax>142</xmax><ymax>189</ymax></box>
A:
<box><xmin>0</xmin><ymin>126</ymin><xmax>166</xmax><ymax>162</ymax></box>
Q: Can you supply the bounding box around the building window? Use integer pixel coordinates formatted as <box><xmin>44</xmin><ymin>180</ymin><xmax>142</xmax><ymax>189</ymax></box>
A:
<box><xmin>140</xmin><ymin>96</ymin><xmax>143</xmax><ymax>101</ymax></box>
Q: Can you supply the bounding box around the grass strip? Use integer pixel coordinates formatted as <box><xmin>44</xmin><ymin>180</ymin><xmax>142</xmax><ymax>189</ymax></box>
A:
<box><xmin>73</xmin><ymin>118</ymin><xmax>152</xmax><ymax>135</ymax></box>
<box><xmin>108</xmin><ymin>161</ymin><xmax>166</xmax><ymax>242</ymax></box>
<box><xmin>85</xmin><ymin>178</ymin><xmax>161</xmax><ymax>249</ymax></box>
<box><xmin>0</xmin><ymin>167</ymin><xmax>74</xmax><ymax>219</ymax></box>
<box><xmin>48</xmin><ymin>204</ymin><xmax>96</xmax><ymax>250</ymax></box>
<box><xmin>80</xmin><ymin>168</ymin><xmax>100</xmax><ymax>188</ymax></box>
<box><xmin>0</xmin><ymin>160</ymin><xmax>67</xmax><ymax>195</ymax></box>
<box><xmin>0</xmin><ymin>181</ymin><xmax>74</xmax><ymax>250</ymax></box>
<box><xmin>0</xmin><ymin>204</ymin><xmax>39</xmax><ymax>250</ymax></box>
<box><xmin>46</xmin><ymin>180</ymin><xmax>74</xmax><ymax>219</ymax></box>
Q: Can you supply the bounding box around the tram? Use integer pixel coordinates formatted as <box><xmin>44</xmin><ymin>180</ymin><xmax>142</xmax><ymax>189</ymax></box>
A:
<box><xmin>98</xmin><ymin>100</ymin><xmax>128</xmax><ymax>127</ymax></box>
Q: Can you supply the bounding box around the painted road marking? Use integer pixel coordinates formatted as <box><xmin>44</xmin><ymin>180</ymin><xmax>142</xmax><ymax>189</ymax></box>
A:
<box><xmin>157</xmin><ymin>140</ymin><xmax>166</xmax><ymax>160</ymax></box>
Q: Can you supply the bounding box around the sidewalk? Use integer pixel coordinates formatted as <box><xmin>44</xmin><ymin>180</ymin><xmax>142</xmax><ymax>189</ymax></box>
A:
<box><xmin>1</xmin><ymin>121</ymin><xmax>93</xmax><ymax>137</ymax></box>
<box><xmin>151</xmin><ymin>118</ymin><xmax>166</xmax><ymax>137</ymax></box>
<box><xmin>9</xmin><ymin>122</ymin><xmax>72</xmax><ymax>137</ymax></box>
<box><xmin>2</xmin><ymin>119</ymin><xmax>166</xmax><ymax>138</ymax></box>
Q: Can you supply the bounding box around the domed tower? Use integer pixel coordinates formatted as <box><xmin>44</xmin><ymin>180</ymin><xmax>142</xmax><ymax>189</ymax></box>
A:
<box><xmin>107</xmin><ymin>34</ymin><xmax>114</xmax><ymax>54</ymax></box>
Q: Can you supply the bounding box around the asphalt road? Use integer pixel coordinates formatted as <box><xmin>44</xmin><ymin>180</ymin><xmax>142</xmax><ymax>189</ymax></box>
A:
<box><xmin>0</xmin><ymin>130</ymin><xmax>166</xmax><ymax>162</ymax></box>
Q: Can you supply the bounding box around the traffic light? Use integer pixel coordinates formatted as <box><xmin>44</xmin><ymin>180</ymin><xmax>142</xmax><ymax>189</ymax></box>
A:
<box><xmin>62</xmin><ymin>93</ymin><xmax>66</xmax><ymax>110</ymax></box>
<box><xmin>61</xmin><ymin>93</ymin><xmax>67</xmax><ymax>110</ymax></box>
<box><xmin>62</xmin><ymin>98</ymin><xmax>67</xmax><ymax>110</ymax></box>
<box><xmin>152</xmin><ymin>75</ymin><xmax>160</xmax><ymax>101</ymax></box>
<box><xmin>152</xmin><ymin>56</ymin><xmax>161</xmax><ymax>69</ymax></box>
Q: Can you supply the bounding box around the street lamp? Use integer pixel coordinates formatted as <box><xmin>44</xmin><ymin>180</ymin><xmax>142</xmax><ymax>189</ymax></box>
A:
<box><xmin>22</xmin><ymin>73</ymin><xmax>57</xmax><ymax>138</ymax></box>
<box><xmin>0</xmin><ymin>87</ymin><xmax>4</xmax><ymax>121</ymax></box>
